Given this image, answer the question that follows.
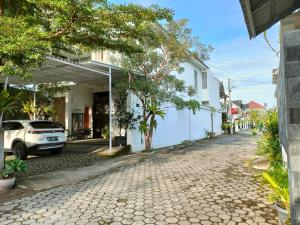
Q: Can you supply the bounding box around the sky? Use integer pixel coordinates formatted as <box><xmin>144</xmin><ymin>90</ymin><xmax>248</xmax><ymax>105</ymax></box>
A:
<box><xmin>111</xmin><ymin>0</ymin><xmax>280</xmax><ymax>108</ymax></box>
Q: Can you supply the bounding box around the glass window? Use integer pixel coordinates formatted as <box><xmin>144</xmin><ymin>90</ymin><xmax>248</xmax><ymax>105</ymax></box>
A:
<box><xmin>202</xmin><ymin>71</ymin><xmax>208</xmax><ymax>89</ymax></box>
<box><xmin>29</xmin><ymin>121</ymin><xmax>60</xmax><ymax>129</ymax></box>
<box><xmin>194</xmin><ymin>70</ymin><xmax>198</xmax><ymax>92</ymax></box>
<box><xmin>2</xmin><ymin>122</ymin><xmax>24</xmax><ymax>130</ymax></box>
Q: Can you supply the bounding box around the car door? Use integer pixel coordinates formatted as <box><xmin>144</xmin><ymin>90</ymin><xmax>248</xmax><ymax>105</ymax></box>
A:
<box><xmin>2</xmin><ymin>122</ymin><xmax>25</xmax><ymax>152</ymax></box>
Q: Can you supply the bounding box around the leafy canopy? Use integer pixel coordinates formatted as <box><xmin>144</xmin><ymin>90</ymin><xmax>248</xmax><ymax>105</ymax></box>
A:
<box><xmin>0</xmin><ymin>0</ymin><xmax>173</xmax><ymax>78</ymax></box>
<box><xmin>115</xmin><ymin>19</ymin><xmax>212</xmax><ymax>150</ymax></box>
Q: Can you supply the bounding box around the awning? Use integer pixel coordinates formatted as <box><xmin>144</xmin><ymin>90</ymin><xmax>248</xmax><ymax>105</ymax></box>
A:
<box><xmin>1</xmin><ymin>56</ymin><xmax>126</xmax><ymax>85</ymax></box>
<box><xmin>240</xmin><ymin>0</ymin><xmax>300</xmax><ymax>38</ymax></box>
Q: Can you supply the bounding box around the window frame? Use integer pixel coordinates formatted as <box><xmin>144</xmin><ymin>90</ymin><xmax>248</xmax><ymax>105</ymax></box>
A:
<box><xmin>202</xmin><ymin>71</ymin><xmax>208</xmax><ymax>89</ymax></box>
<box><xmin>194</xmin><ymin>70</ymin><xmax>198</xmax><ymax>93</ymax></box>
<box><xmin>2</xmin><ymin>122</ymin><xmax>24</xmax><ymax>131</ymax></box>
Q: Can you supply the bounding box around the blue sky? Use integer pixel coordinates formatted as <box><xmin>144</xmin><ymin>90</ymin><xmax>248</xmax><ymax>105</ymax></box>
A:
<box><xmin>111</xmin><ymin>0</ymin><xmax>280</xmax><ymax>107</ymax></box>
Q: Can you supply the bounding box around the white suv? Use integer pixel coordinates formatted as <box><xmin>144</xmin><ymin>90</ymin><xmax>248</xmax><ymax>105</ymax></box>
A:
<box><xmin>2</xmin><ymin>120</ymin><xmax>66</xmax><ymax>159</ymax></box>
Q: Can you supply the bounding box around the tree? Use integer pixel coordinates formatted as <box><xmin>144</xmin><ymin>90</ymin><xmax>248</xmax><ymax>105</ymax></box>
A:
<box><xmin>248</xmin><ymin>109</ymin><xmax>265</xmax><ymax>129</ymax></box>
<box><xmin>0</xmin><ymin>0</ymin><xmax>173</xmax><ymax>79</ymax></box>
<box><xmin>0</xmin><ymin>90</ymin><xmax>19</xmax><ymax>119</ymax></box>
<box><xmin>116</xmin><ymin>19</ymin><xmax>213</xmax><ymax>151</ymax></box>
<box><xmin>13</xmin><ymin>83</ymin><xmax>68</xmax><ymax>120</ymax></box>
<box><xmin>113</xmin><ymin>89</ymin><xmax>137</xmax><ymax>137</ymax></box>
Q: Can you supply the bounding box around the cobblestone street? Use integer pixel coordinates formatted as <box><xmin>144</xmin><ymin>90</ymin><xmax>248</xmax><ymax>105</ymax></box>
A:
<box><xmin>0</xmin><ymin>133</ymin><xmax>278</xmax><ymax>225</ymax></box>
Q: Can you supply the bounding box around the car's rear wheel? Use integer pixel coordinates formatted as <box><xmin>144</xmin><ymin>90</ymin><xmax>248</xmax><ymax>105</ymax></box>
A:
<box><xmin>50</xmin><ymin>147</ymin><xmax>63</xmax><ymax>155</ymax></box>
<box><xmin>12</xmin><ymin>142</ymin><xmax>28</xmax><ymax>160</ymax></box>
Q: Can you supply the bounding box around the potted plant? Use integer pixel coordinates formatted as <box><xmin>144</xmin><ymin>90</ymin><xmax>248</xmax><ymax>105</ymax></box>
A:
<box><xmin>0</xmin><ymin>158</ymin><xmax>27</xmax><ymax>192</ymax></box>
<box><xmin>262</xmin><ymin>163</ymin><xmax>290</xmax><ymax>225</ymax></box>
<box><xmin>222</xmin><ymin>123</ymin><xmax>230</xmax><ymax>134</ymax></box>
<box><xmin>113</xmin><ymin>93</ymin><xmax>137</xmax><ymax>146</ymax></box>
<box><xmin>102</xmin><ymin>125</ymin><xmax>110</xmax><ymax>140</ymax></box>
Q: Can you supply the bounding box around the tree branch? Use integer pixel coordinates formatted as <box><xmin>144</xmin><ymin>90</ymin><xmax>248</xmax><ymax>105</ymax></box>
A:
<box><xmin>0</xmin><ymin>0</ymin><xmax>4</xmax><ymax>16</ymax></box>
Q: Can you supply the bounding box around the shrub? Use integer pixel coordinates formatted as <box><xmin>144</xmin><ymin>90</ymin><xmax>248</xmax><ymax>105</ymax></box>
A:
<box><xmin>251</xmin><ymin>128</ymin><xmax>258</xmax><ymax>136</ymax></box>
<box><xmin>262</xmin><ymin>162</ymin><xmax>290</xmax><ymax>222</ymax></box>
<box><xmin>0</xmin><ymin>158</ymin><xmax>27</xmax><ymax>179</ymax></box>
<box><xmin>256</xmin><ymin>110</ymin><xmax>281</xmax><ymax>162</ymax></box>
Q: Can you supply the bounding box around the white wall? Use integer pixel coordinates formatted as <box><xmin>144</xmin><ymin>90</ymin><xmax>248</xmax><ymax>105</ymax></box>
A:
<box><xmin>128</xmin><ymin>61</ymin><xmax>223</xmax><ymax>152</ymax></box>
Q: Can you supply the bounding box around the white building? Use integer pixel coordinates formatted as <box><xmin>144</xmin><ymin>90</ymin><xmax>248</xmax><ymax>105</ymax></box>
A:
<box><xmin>52</xmin><ymin>51</ymin><xmax>224</xmax><ymax>152</ymax></box>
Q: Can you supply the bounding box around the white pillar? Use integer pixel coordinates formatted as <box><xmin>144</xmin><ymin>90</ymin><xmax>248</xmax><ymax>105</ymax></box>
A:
<box><xmin>109</xmin><ymin>67</ymin><xmax>112</xmax><ymax>153</ymax></box>
<box><xmin>33</xmin><ymin>84</ymin><xmax>37</xmax><ymax>120</ymax></box>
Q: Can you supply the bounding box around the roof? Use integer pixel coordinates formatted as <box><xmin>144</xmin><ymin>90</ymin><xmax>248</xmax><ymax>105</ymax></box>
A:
<box><xmin>232</xmin><ymin>100</ymin><xmax>248</xmax><ymax>110</ymax></box>
<box><xmin>232</xmin><ymin>100</ymin><xmax>243</xmax><ymax>108</ymax></box>
<box><xmin>246</xmin><ymin>100</ymin><xmax>265</xmax><ymax>109</ymax></box>
<box><xmin>1</xmin><ymin>56</ymin><xmax>126</xmax><ymax>85</ymax></box>
<box><xmin>240</xmin><ymin>0</ymin><xmax>300</xmax><ymax>38</ymax></box>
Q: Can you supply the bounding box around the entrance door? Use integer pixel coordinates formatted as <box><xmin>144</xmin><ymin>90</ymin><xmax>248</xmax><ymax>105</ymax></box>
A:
<box><xmin>84</xmin><ymin>106</ymin><xmax>90</xmax><ymax>129</ymax></box>
<box><xmin>53</xmin><ymin>97</ymin><xmax>66</xmax><ymax>128</ymax></box>
<box><xmin>93</xmin><ymin>92</ymin><xmax>109</xmax><ymax>138</ymax></box>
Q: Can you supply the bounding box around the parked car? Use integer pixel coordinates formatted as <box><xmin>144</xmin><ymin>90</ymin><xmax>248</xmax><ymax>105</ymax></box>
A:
<box><xmin>2</xmin><ymin>120</ymin><xmax>66</xmax><ymax>159</ymax></box>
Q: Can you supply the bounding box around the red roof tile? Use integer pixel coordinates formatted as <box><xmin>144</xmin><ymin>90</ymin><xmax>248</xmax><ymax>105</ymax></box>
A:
<box><xmin>247</xmin><ymin>101</ymin><xmax>265</xmax><ymax>109</ymax></box>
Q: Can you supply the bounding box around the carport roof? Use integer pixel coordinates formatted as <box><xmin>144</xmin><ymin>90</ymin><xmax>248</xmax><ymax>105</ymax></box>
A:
<box><xmin>240</xmin><ymin>0</ymin><xmax>300</xmax><ymax>38</ymax></box>
<box><xmin>3</xmin><ymin>56</ymin><xmax>126</xmax><ymax>85</ymax></box>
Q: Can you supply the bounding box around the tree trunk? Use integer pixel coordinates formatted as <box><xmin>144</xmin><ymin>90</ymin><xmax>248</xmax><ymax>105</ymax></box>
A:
<box><xmin>0</xmin><ymin>0</ymin><xmax>3</xmax><ymax>16</ymax></box>
<box><xmin>144</xmin><ymin>133</ymin><xmax>151</xmax><ymax>151</ymax></box>
<box><xmin>0</xmin><ymin>128</ymin><xmax>4</xmax><ymax>170</ymax></box>
<box><xmin>144</xmin><ymin>114</ymin><xmax>155</xmax><ymax>151</ymax></box>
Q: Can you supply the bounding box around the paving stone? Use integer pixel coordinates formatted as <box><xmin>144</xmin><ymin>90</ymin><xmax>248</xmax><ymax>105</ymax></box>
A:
<box><xmin>0</xmin><ymin>134</ymin><xmax>278</xmax><ymax>225</ymax></box>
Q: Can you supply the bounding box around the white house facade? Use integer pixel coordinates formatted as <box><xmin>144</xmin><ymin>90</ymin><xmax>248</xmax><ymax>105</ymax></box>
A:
<box><xmin>51</xmin><ymin>51</ymin><xmax>223</xmax><ymax>152</ymax></box>
<box><xmin>126</xmin><ymin>59</ymin><xmax>223</xmax><ymax>152</ymax></box>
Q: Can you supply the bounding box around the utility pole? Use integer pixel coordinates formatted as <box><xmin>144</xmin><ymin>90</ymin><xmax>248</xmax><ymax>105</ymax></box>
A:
<box><xmin>228</xmin><ymin>78</ymin><xmax>233</xmax><ymax>134</ymax></box>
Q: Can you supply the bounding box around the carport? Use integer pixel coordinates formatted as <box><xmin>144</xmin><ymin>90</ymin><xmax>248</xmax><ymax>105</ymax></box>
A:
<box><xmin>2</xmin><ymin>55</ymin><xmax>126</xmax><ymax>153</ymax></box>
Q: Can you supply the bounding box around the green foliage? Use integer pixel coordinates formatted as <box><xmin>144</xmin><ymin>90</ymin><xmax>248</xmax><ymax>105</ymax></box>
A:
<box><xmin>0</xmin><ymin>90</ymin><xmax>19</xmax><ymax>117</ymax></box>
<box><xmin>251</xmin><ymin>128</ymin><xmax>258</xmax><ymax>136</ymax></box>
<box><xmin>36</xmin><ymin>83</ymin><xmax>68</xmax><ymax>105</ymax></box>
<box><xmin>113</xmin><ymin>89</ymin><xmax>138</xmax><ymax>136</ymax></box>
<box><xmin>222</xmin><ymin>122</ymin><xmax>230</xmax><ymax>130</ymax></box>
<box><xmin>256</xmin><ymin>110</ymin><xmax>281</xmax><ymax>162</ymax></box>
<box><xmin>0</xmin><ymin>158</ymin><xmax>27</xmax><ymax>179</ymax></box>
<box><xmin>116</xmin><ymin>19</ymin><xmax>210</xmax><ymax>150</ymax></box>
<box><xmin>248</xmin><ymin>109</ymin><xmax>266</xmax><ymax>129</ymax></box>
<box><xmin>22</xmin><ymin>101</ymin><xmax>56</xmax><ymax>120</ymax></box>
<box><xmin>262</xmin><ymin>162</ymin><xmax>290</xmax><ymax>221</ymax></box>
<box><xmin>0</xmin><ymin>0</ymin><xmax>173</xmax><ymax>79</ymax></box>
<box><xmin>187</xmin><ymin>86</ymin><xmax>196</xmax><ymax>97</ymax></box>
<box><xmin>21</xmin><ymin>101</ymin><xmax>36</xmax><ymax>120</ymax></box>
<box><xmin>102</xmin><ymin>125</ymin><xmax>110</xmax><ymax>139</ymax></box>
<box><xmin>20</xmin><ymin>83</ymin><xmax>65</xmax><ymax>120</ymax></box>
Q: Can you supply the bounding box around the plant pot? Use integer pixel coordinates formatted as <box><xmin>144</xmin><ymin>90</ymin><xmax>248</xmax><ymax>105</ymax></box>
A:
<box><xmin>115</xmin><ymin>136</ymin><xmax>127</xmax><ymax>146</ymax></box>
<box><xmin>208</xmin><ymin>132</ymin><xmax>216</xmax><ymax>138</ymax></box>
<box><xmin>274</xmin><ymin>203</ymin><xmax>289</xmax><ymax>225</ymax></box>
<box><xmin>0</xmin><ymin>177</ymin><xmax>16</xmax><ymax>192</ymax></box>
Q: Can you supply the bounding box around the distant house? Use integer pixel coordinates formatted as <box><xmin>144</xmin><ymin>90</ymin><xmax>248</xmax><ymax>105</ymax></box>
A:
<box><xmin>246</xmin><ymin>101</ymin><xmax>265</xmax><ymax>111</ymax></box>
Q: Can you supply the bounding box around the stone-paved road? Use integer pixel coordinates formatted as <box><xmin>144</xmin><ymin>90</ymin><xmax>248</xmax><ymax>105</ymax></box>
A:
<box><xmin>0</xmin><ymin>133</ymin><xmax>278</xmax><ymax>225</ymax></box>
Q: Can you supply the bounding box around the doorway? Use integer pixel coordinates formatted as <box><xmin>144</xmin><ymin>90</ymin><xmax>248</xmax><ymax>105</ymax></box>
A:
<box><xmin>93</xmin><ymin>91</ymin><xmax>109</xmax><ymax>138</ymax></box>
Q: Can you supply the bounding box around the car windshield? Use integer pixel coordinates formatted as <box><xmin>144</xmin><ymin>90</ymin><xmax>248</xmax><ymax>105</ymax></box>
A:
<box><xmin>29</xmin><ymin>121</ymin><xmax>61</xmax><ymax>129</ymax></box>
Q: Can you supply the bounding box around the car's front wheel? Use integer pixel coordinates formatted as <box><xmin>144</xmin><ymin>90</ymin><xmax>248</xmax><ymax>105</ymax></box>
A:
<box><xmin>50</xmin><ymin>147</ymin><xmax>64</xmax><ymax>155</ymax></box>
<box><xmin>12</xmin><ymin>142</ymin><xmax>28</xmax><ymax>160</ymax></box>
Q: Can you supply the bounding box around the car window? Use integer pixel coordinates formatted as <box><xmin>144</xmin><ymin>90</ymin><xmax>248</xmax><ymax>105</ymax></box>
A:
<box><xmin>29</xmin><ymin>121</ymin><xmax>60</xmax><ymax>129</ymax></box>
<box><xmin>2</xmin><ymin>122</ymin><xmax>24</xmax><ymax>130</ymax></box>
